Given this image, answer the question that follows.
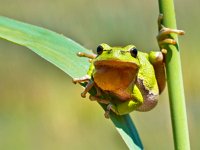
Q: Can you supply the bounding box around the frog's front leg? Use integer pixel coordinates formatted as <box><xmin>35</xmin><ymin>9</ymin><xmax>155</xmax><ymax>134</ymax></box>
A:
<box><xmin>81</xmin><ymin>80</ymin><xmax>95</xmax><ymax>98</ymax></box>
<box><xmin>73</xmin><ymin>51</ymin><xmax>96</xmax><ymax>97</ymax></box>
<box><xmin>76</xmin><ymin>52</ymin><xmax>97</xmax><ymax>63</ymax></box>
<box><xmin>77</xmin><ymin>52</ymin><xmax>97</xmax><ymax>59</ymax></box>
<box><xmin>157</xmin><ymin>14</ymin><xmax>185</xmax><ymax>52</ymax></box>
<box><xmin>73</xmin><ymin>75</ymin><xmax>91</xmax><ymax>84</ymax></box>
<box><xmin>150</xmin><ymin>14</ymin><xmax>185</xmax><ymax>93</ymax></box>
<box><xmin>73</xmin><ymin>75</ymin><xmax>94</xmax><ymax>98</ymax></box>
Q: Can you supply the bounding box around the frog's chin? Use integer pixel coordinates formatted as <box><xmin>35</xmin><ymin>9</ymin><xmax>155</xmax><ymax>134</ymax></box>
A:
<box><xmin>93</xmin><ymin>60</ymin><xmax>139</xmax><ymax>92</ymax></box>
<box><xmin>94</xmin><ymin>60</ymin><xmax>138</xmax><ymax>69</ymax></box>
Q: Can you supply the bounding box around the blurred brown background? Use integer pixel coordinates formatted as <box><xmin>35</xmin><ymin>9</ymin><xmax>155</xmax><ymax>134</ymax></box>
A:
<box><xmin>0</xmin><ymin>0</ymin><xmax>199</xmax><ymax>149</ymax></box>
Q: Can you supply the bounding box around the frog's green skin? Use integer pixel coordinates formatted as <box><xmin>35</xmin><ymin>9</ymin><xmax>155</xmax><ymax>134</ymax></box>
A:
<box><xmin>73</xmin><ymin>14</ymin><xmax>184</xmax><ymax>118</ymax></box>
<box><xmin>73</xmin><ymin>43</ymin><xmax>166</xmax><ymax>116</ymax></box>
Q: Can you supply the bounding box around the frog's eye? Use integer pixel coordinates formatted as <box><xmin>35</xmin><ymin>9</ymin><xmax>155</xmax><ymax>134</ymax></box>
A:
<box><xmin>130</xmin><ymin>47</ymin><xmax>138</xmax><ymax>58</ymax></box>
<box><xmin>97</xmin><ymin>45</ymin><xmax>104</xmax><ymax>55</ymax></box>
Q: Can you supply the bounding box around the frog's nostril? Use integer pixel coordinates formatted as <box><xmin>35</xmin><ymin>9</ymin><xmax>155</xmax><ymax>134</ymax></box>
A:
<box><xmin>107</xmin><ymin>50</ymin><xmax>112</xmax><ymax>54</ymax></box>
<box><xmin>120</xmin><ymin>50</ymin><xmax>126</xmax><ymax>55</ymax></box>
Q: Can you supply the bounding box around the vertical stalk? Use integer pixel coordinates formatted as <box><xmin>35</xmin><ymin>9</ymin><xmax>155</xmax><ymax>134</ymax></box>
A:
<box><xmin>158</xmin><ymin>0</ymin><xmax>190</xmax><ymax>149</ymax></box>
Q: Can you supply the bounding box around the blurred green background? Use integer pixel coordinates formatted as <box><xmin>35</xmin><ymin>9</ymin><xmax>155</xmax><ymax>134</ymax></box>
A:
<box><xmin>0</xmin><ymin>0</ymin><xmax>199</xmax><ymax>149</ymax></box>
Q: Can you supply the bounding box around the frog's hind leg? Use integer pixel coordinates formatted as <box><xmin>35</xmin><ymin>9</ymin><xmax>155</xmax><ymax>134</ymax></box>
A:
<box><xmin>104</xmin><ymin>85</ymin><xmax>144</xmax><ymax>118</ymax></box>
<box><xmin>104</xmin><ymin>104</ymin><xmax>119</xmax><ymax>119</ymax></box>
<box><xmin>92</xmin><ymin>85</ymin><xmax>144</xmax><ymax>118</ymax></box>
<box><xmin>89</xmin><ymin>95</ymin><xmax>119</xmax><ymax>119</ymax></box>
<box><xmin>149</xmin><ymin>51</ymin><xmax>166</xmax><ymax>93</ymax></box>
<box><xmin>89</xmin><ymin>95</ymin><xmax>113</xmax><ymax>119</ymax></box>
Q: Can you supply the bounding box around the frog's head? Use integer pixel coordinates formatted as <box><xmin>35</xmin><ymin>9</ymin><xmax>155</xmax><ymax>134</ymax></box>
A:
<box><xmin>93</xmin><ymin>43</ymin><xmax>140</xmax><ymax>92</ymax></box>
<box><xmin>94</xmin><ymin>43</ymin><xmax>140</xmax><ymax>70</ymax></box>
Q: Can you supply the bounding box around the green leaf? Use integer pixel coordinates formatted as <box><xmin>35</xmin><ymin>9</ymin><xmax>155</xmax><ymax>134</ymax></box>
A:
<box><xmin>0</xmin><ymin>16</ymin><xmax>91</xmax><ymax>78</ymax></box>
<box><xmin>0</xmin><ymin>16</ymin><xmax>143</xmax><ymax>150</ymax></box>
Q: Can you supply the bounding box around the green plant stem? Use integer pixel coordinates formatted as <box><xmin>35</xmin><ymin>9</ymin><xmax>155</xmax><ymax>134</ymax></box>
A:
<box><xmin>158</xmin><ymin>0</ymin><xmax>190</xmax><ymax>149</ymax></box>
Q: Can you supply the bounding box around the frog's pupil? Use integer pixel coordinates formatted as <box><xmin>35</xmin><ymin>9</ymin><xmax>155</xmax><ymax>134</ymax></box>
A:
<box><xmin>97</xmin><ymin>45</ymin><xmax>104</xmax><ymax>55</ymax></box>
<box><xmin>130</xmin><ymin>48</ymin><xmax>138</xmax><ymax>58</ymax></box>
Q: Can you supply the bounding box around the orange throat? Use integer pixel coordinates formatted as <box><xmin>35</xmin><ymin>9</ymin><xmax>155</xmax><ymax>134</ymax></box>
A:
<box><xmin>93</xmin><ymin>61</ymin><xmax>138</xmax><ymax>100</ymax></box>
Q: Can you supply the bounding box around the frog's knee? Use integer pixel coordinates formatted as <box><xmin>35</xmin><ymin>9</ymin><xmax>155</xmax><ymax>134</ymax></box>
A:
<box><xmin>149</xmin><ymin>51</ymin><xmax>163</xmax><ymax>64</ymax></box>
<box><xmin>136</xmin><ymin>94</ymin><xmax>159</xmax><ymax>111</ymax></box>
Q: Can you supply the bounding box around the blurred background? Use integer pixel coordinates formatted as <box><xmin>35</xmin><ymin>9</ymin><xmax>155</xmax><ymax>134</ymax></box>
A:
<box><xmin>0</xmin><ymin>0</ymin><xmax>199</xmax><ymax>149</ymax></box>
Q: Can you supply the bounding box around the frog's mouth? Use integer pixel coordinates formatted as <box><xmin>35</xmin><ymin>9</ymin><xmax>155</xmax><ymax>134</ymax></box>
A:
<box><xmin>93</xmin><ymin>60</ymin><xmax>139</xmax><ymax>95</ymax></box>
<box><xmin>94</xmin><ymin>60</ymin><xmax>139</xmax><ymax>71</ymax></box>
<box><xmin>94</xmin><ymin>60</ymin><xmax>139</xmax><ymax>69</ymax></box>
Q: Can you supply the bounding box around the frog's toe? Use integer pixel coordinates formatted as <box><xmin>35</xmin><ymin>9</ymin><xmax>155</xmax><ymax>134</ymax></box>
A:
<box><xmin>72</xmin><ymin>78</ymin><xmax>84</xmax><ymax>84</ymax></box>
<box><xmin>72</xmin><ymin>75</ymin><xmax>91</xmax><ymax>84</ymax></box>
<box><xmin>81</xmin><ymin>92</ymin><xmax>86</xmax><ymax>98</ymax></box>
<box><xmin>77</xmin><ymin>52</ymin><xmax>97</xmax><ymax>59</ymax></box>
<box><xmin>161</xmin><ymin>49</ymin><xmax>167</xmax><ymax>55</ymax></box>
<box><xmin>157</xmin><ymin>27</ymin><xmax>185</xmax><ymax>49</ymax></box>
<box><xmin>157</xmin><ymin>14</ymin><xmax>185</xmax><ymax>49</ymax></box>
<box><xmin>157</xmin><ymin>14</ymin><xmax>185</xmax><ymax>34</ymax></box>
<box><xmin>104</xmin><ymin>110</ymin><xmax>110</xmax><ymax>119</ymax></box>
<box><xmin>157</xmin><ymin>27</ymin><xmax>185</xmax><ymax>40</ymax></box>
<box><xmin>158</xmin><ymin>14</ymin><xmax>163</xmax><ymax>25</ymax></box>
<box><xmin>72</xmin><ymin>78</ymin><xmax>79</xmax><ymax>84</ymax></box>
<box><xmin>158</xmin><ymin>38</ymin><xmax>177</xmax><ymax>47</ymax></box>
<box><xmin>106</xmin><ymin>104</ymin><xmax>119</xmax><ymax>116</ymax></box>
<box><xmin>104</xmin><ymin>104</ymin><xmax>114</xmax><ymax>119</ymax></box>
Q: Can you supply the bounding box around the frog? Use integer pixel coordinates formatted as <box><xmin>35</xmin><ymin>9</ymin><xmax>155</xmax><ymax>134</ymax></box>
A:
<box><xmin>73</xmin><ymin>14</ymin><xmax>185</xmax><ymax>118</ymax></box>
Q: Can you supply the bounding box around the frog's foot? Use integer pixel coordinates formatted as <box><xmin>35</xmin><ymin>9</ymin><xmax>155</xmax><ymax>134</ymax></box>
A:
<box><xmin>80</xmin><ymin>80</ymin><xmax>95</xmax><ymax>98</ymax></box>
<box><xmin>89</xmin><ymin>96</ymin><xmax>119</xmax><ymax>119</ymax></box>
<box><xmin>72</xmin><ymin>75</ymin><xmax>91</xmax><ymax>84</ymax></box>
<box><xmin>77</xmin><ymin>52</ymin><xmax>97</xmax><ymax>59</ymax></box>
<box><xmin>77</xmin><ymin>52</ymin><xmax>97</xmax><ymax>63</ymax></box>
<box><xmin>72</xmin><ymin>75</ymin><xmax>94</xmax><ymax>98</ymax></box>
<box><xmin>157</xmin><ymin>14</ymin><xmax>185</xmax><ymax>51</ymax></box>
<box><xmin>104</xmin><ymin>104</ymin><xmax>119</xmax><ymax>119</ymax></box>
<box><xmin>157</xmin><ymin>27</ymin><xmax>185</xmax><ymax>48</ymax></box>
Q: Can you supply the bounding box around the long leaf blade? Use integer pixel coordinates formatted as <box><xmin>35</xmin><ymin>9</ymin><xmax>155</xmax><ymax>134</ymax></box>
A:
<box><xmin>0</xmin><ymin>16</ymin><xmax>143</xmax><ymax>149</ymax></box>
<box><xmin>0</xmin><ymin>16</ymin><xmax>91</xmax><ymax>77</ymax></box>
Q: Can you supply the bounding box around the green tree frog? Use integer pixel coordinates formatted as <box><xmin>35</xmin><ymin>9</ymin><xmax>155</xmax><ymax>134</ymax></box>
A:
<box><xmin>73</xmin><ymin>14</ymin><xmax>184</xmax><ymax>118</ymax></box>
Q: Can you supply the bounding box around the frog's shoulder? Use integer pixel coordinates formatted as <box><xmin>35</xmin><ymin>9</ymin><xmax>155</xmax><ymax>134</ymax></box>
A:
<box><xmin>137</xmin><ymin>50</ymin><xmax>155</xmax><ymax>78</ymax></box>
<box><xmin>137</xmin><ymin>51</ymin><xmax>149</xmax><ymax>63</ymax></box>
